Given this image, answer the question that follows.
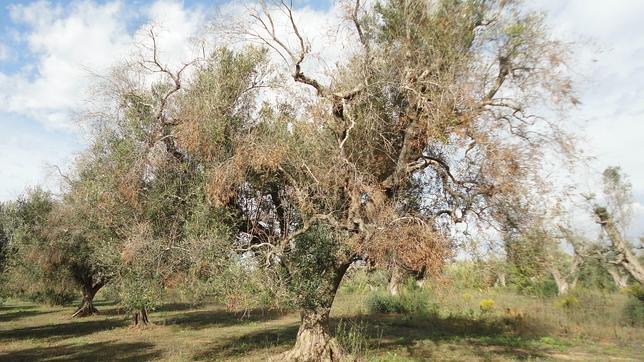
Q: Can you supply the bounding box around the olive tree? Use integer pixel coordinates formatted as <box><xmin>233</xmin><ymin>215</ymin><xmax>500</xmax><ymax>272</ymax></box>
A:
<box><xmin>592</xmin><ymin>167</ymin><xmax>643</xmax><ymax>284</ymax></box>
<box><xmin>92</xmin><ymin>0</ymin><xmax>578</xmax><ymax>359</ymax></box>
<box><xmin>219</xmin><ymin>0</ymin><xmax>574</xmax><ymax>358</ymax></box>
<box><xmin>46</xmin><ymin>160</ymin><xmax>125</xmax><ymax>317</ymax></box>
<box><xmin>1</xmin><ymin>188</ymin><xmax>79</xmax><ymax>305</ymax></box>
<box><xmin>81</xmin><ymin>56</ymin><xmax>255</xmax><ymax>324</ymax></box>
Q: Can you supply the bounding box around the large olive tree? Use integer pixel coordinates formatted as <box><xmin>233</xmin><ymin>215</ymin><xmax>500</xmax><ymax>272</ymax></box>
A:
<box><xmin>230</xmin><ymin>1</ymin><xmax>574</xmax><ymax>358</ymax></box>
<box><xmin>93</xmin><ymin>0</ymin><xmax>577</xmax><ymax>359</ymax></box>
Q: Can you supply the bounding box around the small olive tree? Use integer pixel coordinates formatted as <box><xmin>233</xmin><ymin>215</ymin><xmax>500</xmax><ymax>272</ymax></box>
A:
<box><xmin>1</xmin><ymin>188</ymin><xmax>79</xmax><ymax>305</ymax></box>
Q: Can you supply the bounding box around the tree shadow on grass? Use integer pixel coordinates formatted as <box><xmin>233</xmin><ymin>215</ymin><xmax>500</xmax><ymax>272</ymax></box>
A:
<box><xmin>162</xmin><ymin>308</ymin><xmax>288</xmax><ymax>330</ymax></box>
<box><xmin>0</xmin><ymin>309</ymin><xmax>56</xmax><ymax>323</ymax></box>
<box><xmin>0</xmin><ymin>318</ymin><xmax>127</xmax><ymax>342</ymax></box>
<box><xmin>196</xmin><ymin>313</ymin><xmax>554</xmax><ymax>360</ymax></box>
<box><xmin>0</xmin><ymin>305</ymin><xmax>36</xmax><ymax>312</ymax></box>
<box><xmin>155</xmin><ymin>302</ymin><xmax>198</xmax><ymax>313</ymax></box>
<box><xmin>92</xmin><ymin>300</ymin><xmax>118</xmax><ymax>308</ymax></box>
<box><xmin>195</xmin><ymin>324</ymin><xmax>299</xmax><ymax>360</ymax></box>
<box><xmin>342</xmin><ymin>313</ymin><xmax>553</xmax><ymax>360</ymax></box>
<box><xmin>91</xmin><ymin>305</ymin><xmax>128</xmax><ymax>318</ymax></box>
<box><xmin>0</xmin><ymin>340</ymin><xmax>160</xmax><ymax>362</ymax></box>
<box><xmin>88</xmin><ymin>301</ymin><xmax>231</xmax><ymax>318</ymax></box>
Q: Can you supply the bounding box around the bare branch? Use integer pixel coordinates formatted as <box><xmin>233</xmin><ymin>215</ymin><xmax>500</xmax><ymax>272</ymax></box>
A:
<box><xmin>351</xmin><ymin>0</ymin><xmax>369</xmax><ymax>54</ymax></box>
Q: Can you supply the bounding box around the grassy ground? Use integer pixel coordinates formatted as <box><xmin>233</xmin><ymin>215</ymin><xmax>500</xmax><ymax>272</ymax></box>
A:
<box><xmin>0</xmin><ymin>290</ymin><xmax>642</xmax><ymax>361</ymax></box>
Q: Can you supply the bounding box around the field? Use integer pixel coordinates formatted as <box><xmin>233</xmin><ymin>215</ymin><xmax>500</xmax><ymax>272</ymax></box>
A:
<box><xmin>1</xmin><ymin>287</ymin><xmax>642</xmax><ymax>361</ymax></box>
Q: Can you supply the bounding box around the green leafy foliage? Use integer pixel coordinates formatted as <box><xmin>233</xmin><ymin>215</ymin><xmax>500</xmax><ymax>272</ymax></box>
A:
<box><xmin>1</xmin><ymin>188</ymin><xmax>78</xmax><ymax>305</ymax></box>
<box><xmin>367</xmin><ymin>289</ymin><xmax>435</xmax><ymax>316</ymax></box>
<box><xmin>284</xmin><ymin>224</ymin><xmax>343</xmax><ymax>310</ymax></box>
<box><xmin>622</xmin><ymin>297</ymin><xmax>644</xmax><ymax>327</ymax></box>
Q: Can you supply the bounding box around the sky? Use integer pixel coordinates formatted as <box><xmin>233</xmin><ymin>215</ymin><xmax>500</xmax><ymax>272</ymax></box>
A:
<box><xmin>0</xmin><ymin>0</ymin><xmax>642</xmax><ymax>239</ymax></box>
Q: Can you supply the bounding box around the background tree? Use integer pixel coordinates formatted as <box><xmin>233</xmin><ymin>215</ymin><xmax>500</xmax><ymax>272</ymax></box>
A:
<box><xmin>1</xmin><ymin>188</ymin><xmax>78</xmax><ymax>305</ymax></box>
<box><xmin>45</xmin><ymin>161</ymin><xmax>124</xmax><ymax>317</ymax></box>
<box><xmin>593</xmin><ymin>167</ymin><xmax>643</xmax><ymax>284</ymax></box>
<box><xmin>0</xmin><ymin>202</ymin><xmax>11</xmax><ymax>302</ymax></box>
<box><xmin>81</xmin><ymin>55</ymin><xmax>263</xmax><ymax>325</ymax></box>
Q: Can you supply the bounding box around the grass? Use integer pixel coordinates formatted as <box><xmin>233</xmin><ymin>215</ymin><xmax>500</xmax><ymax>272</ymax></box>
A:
<box><xmin>0</xmin><ymin>289</ymin><xmax>642</xmax><ymax>361</ymax></box>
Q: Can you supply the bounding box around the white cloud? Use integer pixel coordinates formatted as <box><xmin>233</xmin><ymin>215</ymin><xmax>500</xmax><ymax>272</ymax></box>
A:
<box><xmin>0</xmin><ymin>0</ymin><xmax>212</xmax><ymax>133</ymax></box>
<box><xmin>2</xmin><ymin>1</ymin><xmax>132</xmax><ymax>131</ymax></box>
<box><xmin>527</xmin><ymin>0</ymin><xmax>644</xmax><ymax>240</ymax></box>
<box><xmin>0</xmin><ymin>116</ymin><xmax>82</xmax><ymax>201</ymax></box>
<box><xmin>0</xmin><ymin>0</ymin><xmax>212</xmax><ymax>200</ymax></box>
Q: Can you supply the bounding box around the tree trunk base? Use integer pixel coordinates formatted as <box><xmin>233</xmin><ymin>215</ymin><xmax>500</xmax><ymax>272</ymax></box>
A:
<box><xmin>133</xmin><ymin>308</ymin><xmax>150</xmax><ymax>326</ymax></box>
<box><xmin>273</xmin><ymin>308</ymin><xmax>352</xmax><ymax>362</ymax></box>
<box><xmin>71</xmin><ymin>302</ymin><xmax>99</xmax><ymax>318</ymax></box>
<box><xmin>274</xmin><ymin>333</ymin><xmax>349</xmax><ymax>362</ymax></box>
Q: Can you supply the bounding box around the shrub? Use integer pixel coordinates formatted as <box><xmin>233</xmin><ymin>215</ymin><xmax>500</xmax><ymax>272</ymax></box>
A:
<box><xmin>367</xmin><ymin>293</ymin><xmax>405</xmax><ymax>314</ymax></box>
<box><xmin>445</xmin><ymin>262</ymin><xmax>493</xmax><ymax>289</ymax></box>
<box><xmin>624</xmin><ymin>284</ymin><xmax>644</xmax><ymax>302</ymax></box>
<box><xmin>479</xmin><ymin>299</ymin><xmax>495</xmax><ymax>313</ymax></box>
<box><xmin>513</xmin><ymin>276</ymin><xmax>558</xmax><ymax>298</ymax></box>
<box><xmin>556</xmin><ymin>295</ymin><xmax>580</xmax><ymax>309</ymax></box>
<box><xmin>623</xmin><ymin>297</ymin><xmax>644</xmax><ymax>327</ymax></box>
<box><xmin>32</xmin><ymin>289</ymin><xmax>76</xmax><ymax>306</ymax></box>
<box><xmin>366</xmin><ymin>290</ymin><xmax>435</xmax><ymax>316</ymax></box>
<box><xmin>340</xmin><ymin>267</ymin><xmax>386</xmax><ymax>294</ymax></box>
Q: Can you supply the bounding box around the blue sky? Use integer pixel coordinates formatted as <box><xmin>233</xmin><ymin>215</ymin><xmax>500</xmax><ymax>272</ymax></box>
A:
<box><xmin>0</xmin><ymin>0</ymin><xmax>643</xmax><ymax>239</ymax></box>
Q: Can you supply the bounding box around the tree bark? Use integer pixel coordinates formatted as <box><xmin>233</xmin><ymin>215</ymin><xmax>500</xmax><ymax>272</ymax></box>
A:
<box><xmin>276</xmin><ymin>262</ymin><xmax>352</xmax><ymax>362</ymax></box>
<box><xmin>278</xmin><ymin>307</ymin><xmax>345</xmax><ymax>362</ymax></box>
<box><xmin>494</xmin><ymin>271</ymin><xmax>507</xmax><ymax>288</ymax></box>
<box><xmin>133</xmin><ymin>307</ymin><xmax>149</xmax><ymax>326</ymax></box>
<box><xmin>71</xmin><ymin>282</ymin><xmax>103</xmax><ymax>318</ymax></box>
<box><xmin>413</xmin><ymin>266</ymin><xmax>427</xmax><ymax>288</ymax></box>
<box><xmin>596</xmin><ymin>208</ymin><xmax>644</xmax><ymax>284</ymax></box>
<box><xmin>387</xmin><ymin>265</ymin><xmax>403</xmax><ymax>296</ymax></box>
<box><xmin>549</xmin><ymin>267</ymin><xmax>570</xmax><ymax>295</ymax></box>
<box><xmin>607</xmin><ymin>266</ymin><xmax>629</xmax><ymax>289</ymax></box>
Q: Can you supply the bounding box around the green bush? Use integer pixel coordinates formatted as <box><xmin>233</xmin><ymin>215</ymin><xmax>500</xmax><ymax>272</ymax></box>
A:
<box><xmin>340</xmin><ymin>267</ymin><xmax>386</xmax><ymax>294</ymax></box>
<box><xmin>556</xmin><ymin>295</ymin><xmax>580</xmax><ymax>309</ymax></box>
<box><xmin>514</xmin><ymin>277</ymin><xmax>558</xmax><ymax>298</ymax></box>
<box><xmin>445</xmin><ymin>262</ymin><xmax>493</xmax><ymax>289</ymax></box>
<box><xmin>31</xmin><ymin>289</ymin><xmax>76</xmax><ymax>306</ymax></box>
<box><xmin>623</xmin><ymin>297</ymin><xmax>644</xmax><ymax>327</ymax></box>
<box><xmin>366</xmin><ymin>290</ymin><xmax>435</xmax><ymax>316</ymax></box>
<box><xmin>624</xmin><ymin>284</ymin><xmax>644</xmax><ymax>302</ymax></box>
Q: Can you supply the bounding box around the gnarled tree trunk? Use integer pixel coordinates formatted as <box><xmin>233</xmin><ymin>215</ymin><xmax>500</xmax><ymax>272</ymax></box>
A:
<box><xmin>607</xmin><ymin>265</ymin><xmax>630</xmax><ymax>288</ymax></box>
<box><xmin>133</xmin><ymin>307</ymin><xmax>149</xmax><ymax>326</ymax></box>
<box><xmin>280</xmin><ymin>306</ymin><xmax>345</xmax><ymax>362</ymax></box>
<box><xmin>549</xmin><ymin>267</ymin><xmax>570</xmax><ymax>295</ymax></box>
<box><xmin>277</xmin><ymin>262</ymin><xmax>351</xmax><ymax>362</ymax></box>
<box><xmin>596</xmin><ymin>207</ymin><xmax>644</xmax><ymax>284</ymax></box>
<box><xmin>387</xmin><ymin>265</ymin><xmax>403</xmax><ymax>296</ymax></box>
<box><xmin>494</xmin><ymin>271</ymin><xmax>507</xmax><ymax>288</ymax></box>
<box><xmin>71</xmin><ymin>281</ymin><xmax>104</xmax><ymax>318</ymax></box>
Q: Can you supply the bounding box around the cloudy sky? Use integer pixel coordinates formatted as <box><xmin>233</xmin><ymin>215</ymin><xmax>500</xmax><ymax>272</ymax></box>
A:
<box><xmin>0</xmin><ymin>0</ymin><xmax>642</xmax><ymax>238</ymax></box>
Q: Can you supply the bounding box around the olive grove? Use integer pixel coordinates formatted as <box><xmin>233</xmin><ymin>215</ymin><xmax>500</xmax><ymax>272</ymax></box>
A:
<box><xmin>2</xmin><ymin>0</ymin><xmax>623</xmax><ymax>361</ymax></box>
